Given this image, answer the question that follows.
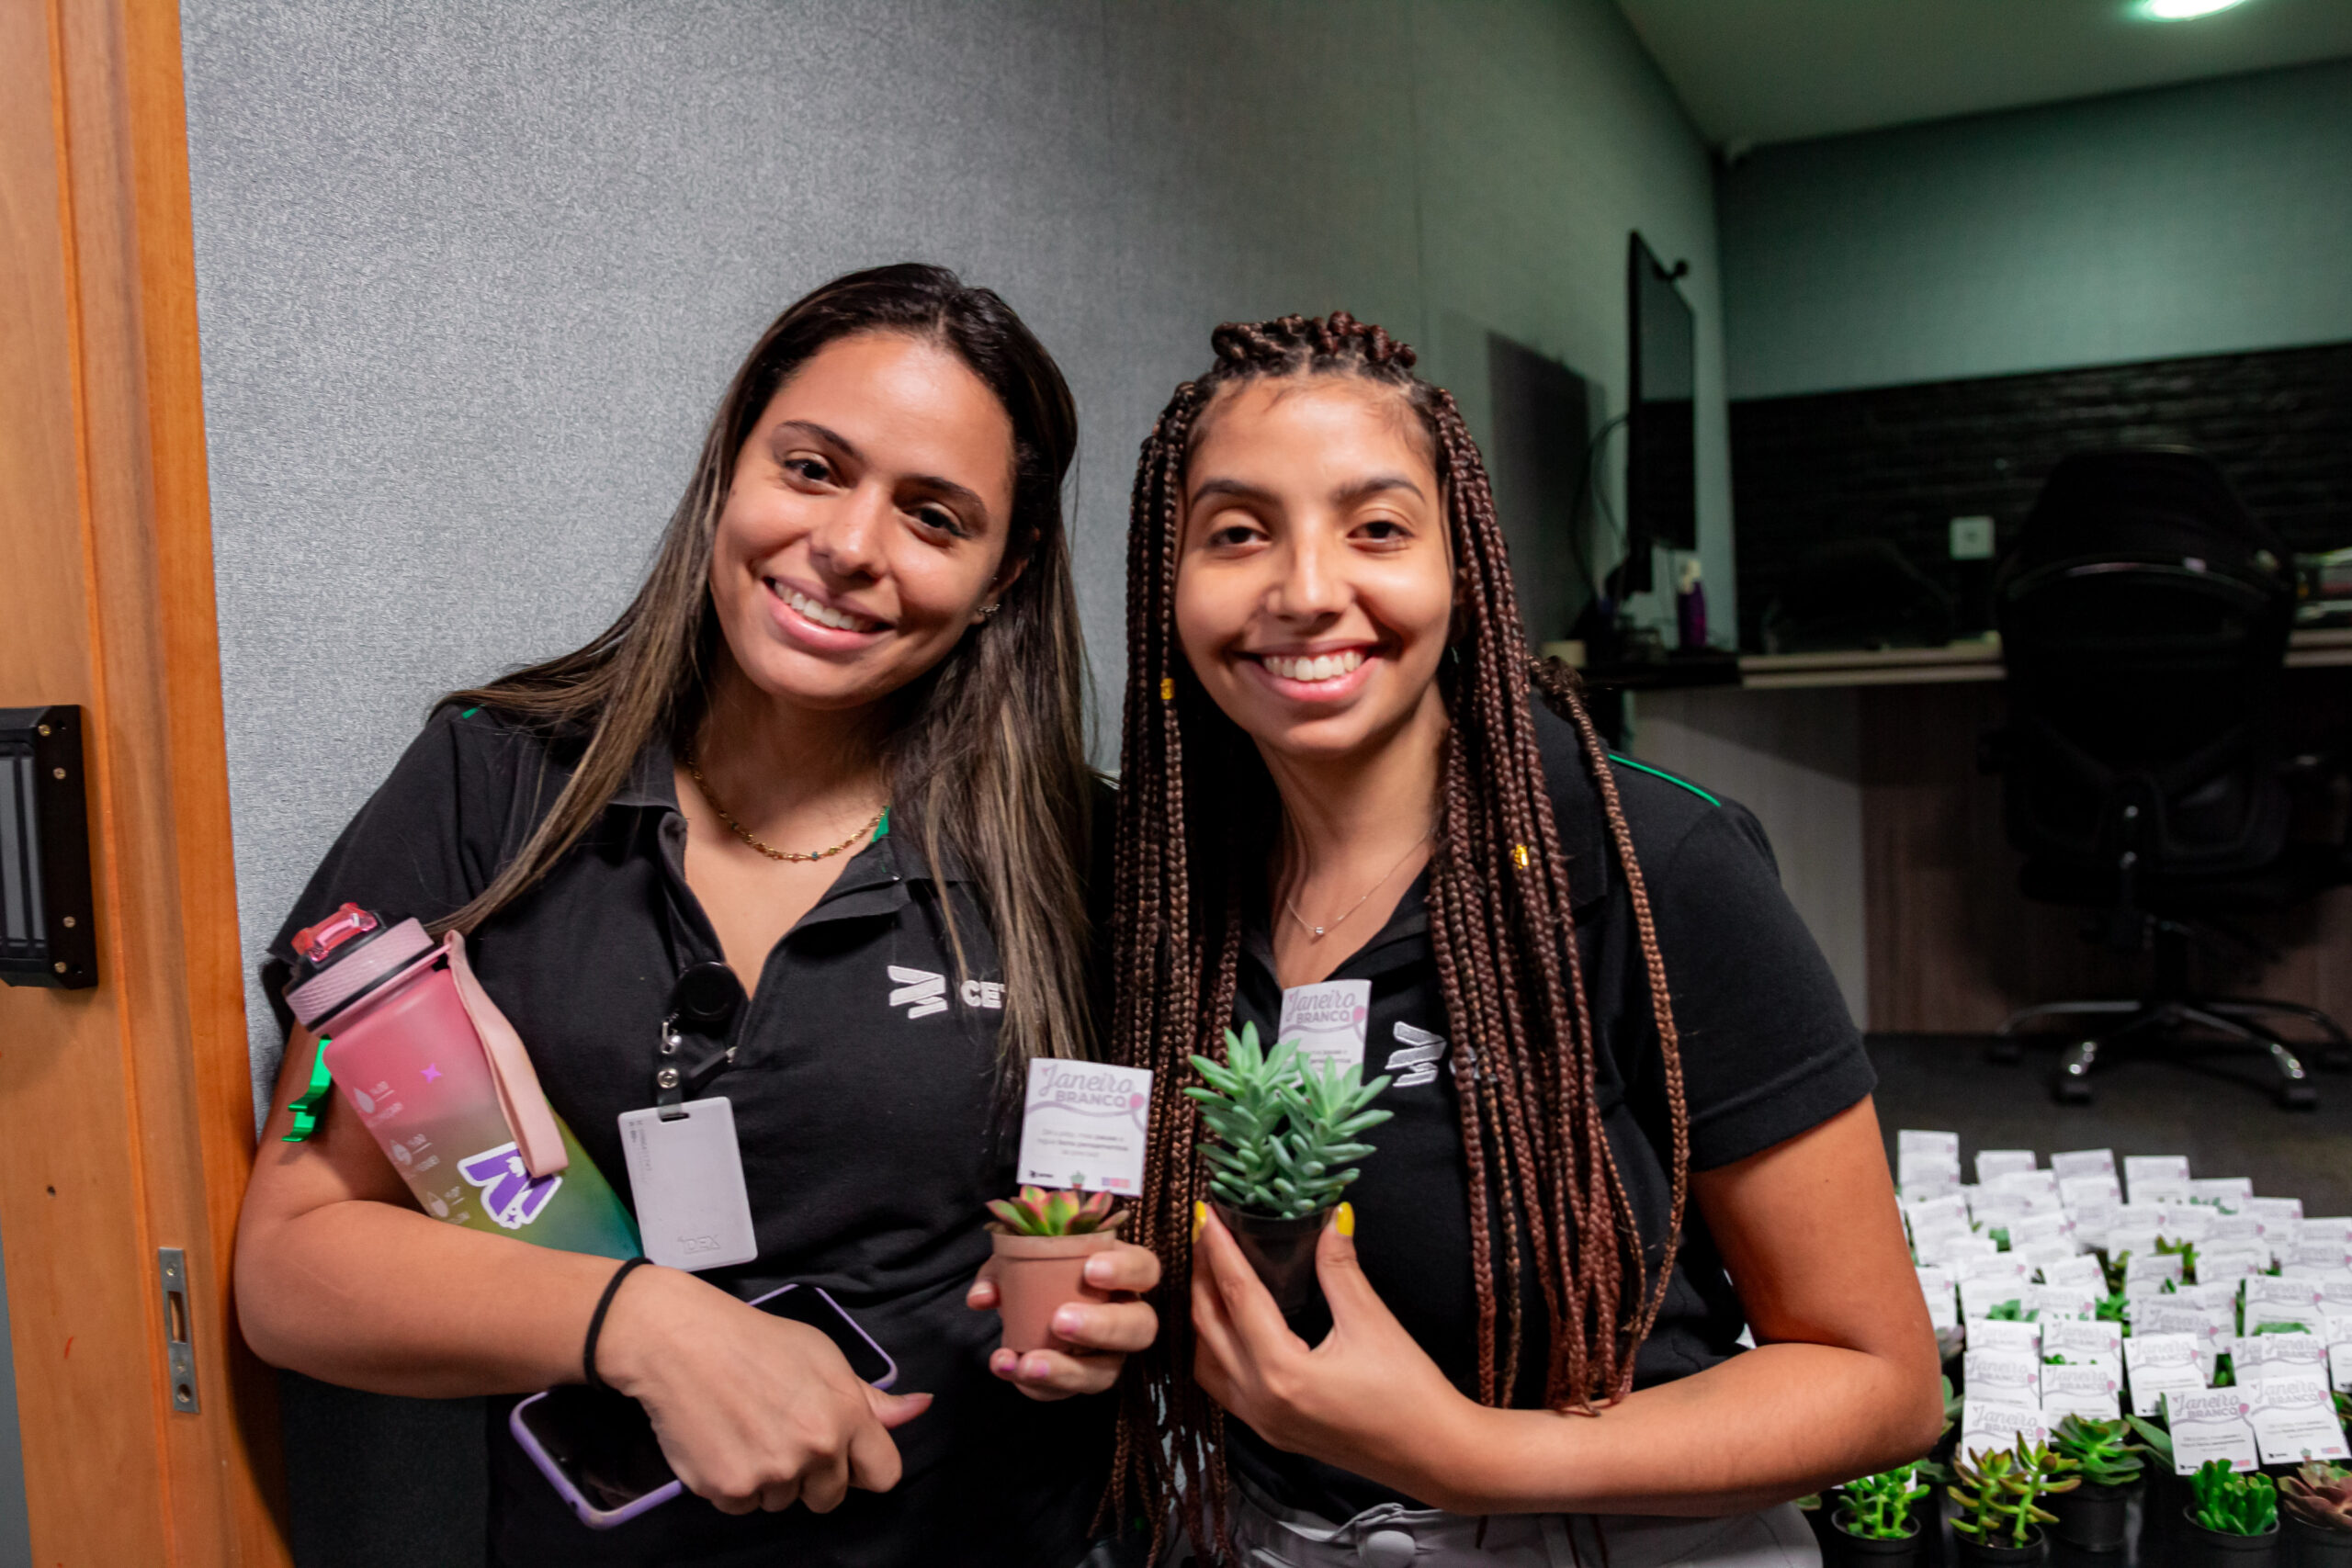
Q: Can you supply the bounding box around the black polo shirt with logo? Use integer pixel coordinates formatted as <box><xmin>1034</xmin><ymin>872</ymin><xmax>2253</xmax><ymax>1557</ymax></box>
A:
<box><xmin>1225</xmin><ymin>699</ymin><xmax>1876</xmax><ymax>1521</ymax></box>
<box><xmin>262</xmin><ymin>705</ymin><xmax>1109</xmax><ymax>1568</ymax></box>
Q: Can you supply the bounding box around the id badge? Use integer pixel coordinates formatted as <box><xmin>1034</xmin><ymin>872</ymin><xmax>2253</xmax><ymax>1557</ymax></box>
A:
<box><xmin>617</xmin><ymin>1098</ymin><xmax>759</xmax><ymax>1270</ymax></box>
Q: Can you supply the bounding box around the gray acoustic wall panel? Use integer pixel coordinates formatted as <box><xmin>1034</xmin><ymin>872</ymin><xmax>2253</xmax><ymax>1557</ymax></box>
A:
<box><xmin>184</xmin><ymin>3</ymin><xmax>1720</xmax><ymax>1557</ymax></box>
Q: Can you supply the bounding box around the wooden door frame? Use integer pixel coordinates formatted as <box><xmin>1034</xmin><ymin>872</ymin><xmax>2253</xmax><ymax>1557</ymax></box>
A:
<box><xmin>0</xmin><ymin>0</ymin><xmax>288</xmax><ymax>1560</ymax></box>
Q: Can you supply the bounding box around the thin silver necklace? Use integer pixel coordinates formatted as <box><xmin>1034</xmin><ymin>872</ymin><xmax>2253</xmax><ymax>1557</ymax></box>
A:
<box><xmin>1283</xmin><ymin>829</ymin><xmax>1433</xmax><ymax>941</ymax></box>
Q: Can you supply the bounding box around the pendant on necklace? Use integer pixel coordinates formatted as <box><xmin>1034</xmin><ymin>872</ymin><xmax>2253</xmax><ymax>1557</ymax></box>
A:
<box><xmin>1311</xmin><ymin>926</ymin><xmax>1326</xmax><ymax>938</ymax></box>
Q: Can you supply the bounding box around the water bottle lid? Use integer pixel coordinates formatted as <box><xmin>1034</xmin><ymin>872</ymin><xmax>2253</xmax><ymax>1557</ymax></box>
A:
<box><xmin>283</xmin><ymin>909</ymin><xmax>435</xmax><ymax>1029</ymax></box>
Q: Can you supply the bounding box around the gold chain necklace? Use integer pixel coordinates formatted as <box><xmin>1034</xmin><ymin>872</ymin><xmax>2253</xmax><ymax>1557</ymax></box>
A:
<box><xmin>1283</xmin><ymin>829</ymin><xmax>1432</xmax><ymax>941</ymax></box>
<box><xmin>682</xmin><ymin>753</ymin><xmax>887</xmax><ymax>863</ymax></box>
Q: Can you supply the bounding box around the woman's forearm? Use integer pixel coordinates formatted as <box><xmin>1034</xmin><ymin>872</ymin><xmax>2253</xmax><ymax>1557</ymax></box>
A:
<box><xmin>235</xmin><ymin>1196</ymin><xmax>624</xmax><ymax>1398</ymax></box>
<box><xmin>1421</xmin><ymin>1341</ymin><xmax>1944</xmax><ymax>1517</ymax></box>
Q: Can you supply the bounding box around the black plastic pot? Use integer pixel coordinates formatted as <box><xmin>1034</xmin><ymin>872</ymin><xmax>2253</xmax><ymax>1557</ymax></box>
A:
<box><xmin>1835</xmin><ymin>1514</ymin><xmax>1927</xmax><ymax>1568</ymax></box>
<box><xmin>2179</xmin><ymin>1510</ymin><xmax>2279</xmax><ymax>1568</ymax></box>
<box><xmin>1954</xmin><ymin>1528</ymin><xmax>2047</xmax><ymax>1568</ymax></box>
<box><xmin>1212</xmin><ymin>1201</ymin><xmax>1330</xmax><ymax>1339</ymax></box>
<box><xmin>2284</xmin><ymin>1517</ymin><xmax>2352</xmax><ymax>1568</ymax></box>
<box><xmin>2050</xmin><ymin>1481</ymin><xmax>2137</xmax><ymax>1553</ymax></box>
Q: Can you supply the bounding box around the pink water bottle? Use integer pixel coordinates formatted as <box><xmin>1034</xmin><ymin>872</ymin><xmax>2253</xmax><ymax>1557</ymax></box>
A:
<box><xmin>283</xmin><ymin>904</ymin><xmax>639</xmax><ymax>1259</ymax></box>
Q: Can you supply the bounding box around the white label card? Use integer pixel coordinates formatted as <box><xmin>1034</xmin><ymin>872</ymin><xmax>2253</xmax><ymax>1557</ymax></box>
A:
<box><xmin>1278</xmin><ymin>981</ymin><xmax>1372</xmax><ymax>1077</ymax></box>
<box><xmin>618</xmin><ymin>1098</ymin><xmax>760</xmax><ymax>1271</ymax></box>
<box><xmin>2052</xmin><ymin>1149</ymin><xmax>2117</xmax><ymax>1180</ymax></box>
<box><xmin>2041</xmin><ymin>1254</ymin><xmax>2106</xmax><ymax>1290</ymax></box>
<box><xmin>1960</xmin><ymin>1401</ymin><xmax>2047</xmax><ymax>1463</ymax></box>
<box><xmin>2043</xmin><ymin>1318</ymin><xmax>2122</xmax><ymax>1361</ymax></box>
<box><xmin>1976</xmin><ymin>1149</ymin><xmax>2038</xmax><ymax>1184</ymax></box>
<box><xmin>1965</xmin><ymin>1348</ymin><xmax>2042</xmax><ymax>1402</ymax></box>
<box><xmin>2249</xmin><ymin>1382</ymin><xmax>2350</xmax><ymax>1464</ymax></box>
<box><xmin>2332</xmin><ymin>1343</ymin><xmax>2352</xmax><ymax>1393</ymax></box>
<box><xmin>1017</xmin><ymin>1060</ymin><xmax>1153</xmax><ymax>1194</ymax></box>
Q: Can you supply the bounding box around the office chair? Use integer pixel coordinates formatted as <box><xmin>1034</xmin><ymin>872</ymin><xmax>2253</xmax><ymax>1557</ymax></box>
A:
<box><xmin>1983</xmin><ymin>448</ymin><xmax>2351</xmax><ymax>1107</ymax></box>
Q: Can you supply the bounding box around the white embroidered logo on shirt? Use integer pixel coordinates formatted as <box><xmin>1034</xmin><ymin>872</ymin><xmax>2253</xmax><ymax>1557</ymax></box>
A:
<box><xmin>888</xmin><ymin>964</ymin><xmax>949</xmax><ymax>1019</ymax></box>
<box><xmin>1385</xmin><ymin>1021</ymin><xmax>1447</xmax><ymax>1087</ymax></box>
<box><xmin>961</xmin><ymin>979</ymin><xmax>1006</xmax><ymax>1010</ymax></box>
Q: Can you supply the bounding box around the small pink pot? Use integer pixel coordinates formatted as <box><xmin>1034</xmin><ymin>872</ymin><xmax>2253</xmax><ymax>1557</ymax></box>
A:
<box><xmin>989</xmin><ymin>1228</ymin><xmax>1119</xmax><ymax>1355</ymax></box>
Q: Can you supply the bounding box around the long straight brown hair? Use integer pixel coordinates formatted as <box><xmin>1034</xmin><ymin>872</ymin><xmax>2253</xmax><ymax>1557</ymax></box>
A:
<box><xmin>437</xmin><ymin>264</ymin><xmax>1096</xmax><ymax>1068</ymax></box>
<box><xmin>1107</xmin><ymin>314</ymin><xmax>1690</xmax><ymax>1547</ymax></box>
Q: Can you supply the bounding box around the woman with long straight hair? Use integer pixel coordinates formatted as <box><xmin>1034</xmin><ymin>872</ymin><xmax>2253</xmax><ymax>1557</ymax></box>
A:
<box><xmin>1107</xmin><ymin>313</ymin><xmax>1940</xmax><ymax>1565</ymax></box>
<box><xmin>236</xmin><ymin>264</ymin><xmax>1159</xmax><ymax>1567</ymax></box>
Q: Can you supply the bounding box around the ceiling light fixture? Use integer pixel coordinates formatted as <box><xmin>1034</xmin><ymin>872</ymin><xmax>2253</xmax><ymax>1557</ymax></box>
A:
<box><xmin>2138</xmin><ymin>0</ymin><xmax>2253</xmax><ymax>18</ymax></box>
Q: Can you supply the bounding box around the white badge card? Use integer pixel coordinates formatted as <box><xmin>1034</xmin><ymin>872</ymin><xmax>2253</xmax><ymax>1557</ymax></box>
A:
<box><xmin>1278</xmin><ymin>980</ymin><xmax>1372</xmax><ymax>1077</ymax></box>
<box><xmin>1017</xmin><ymin>1059</ymin><xmax>1153</xmax><ymax>1195</ymax></box>
<box><xmin>618</xmin><ymin>1098</ymin><xmax>760</xmax><ymax>1271</ymax></box>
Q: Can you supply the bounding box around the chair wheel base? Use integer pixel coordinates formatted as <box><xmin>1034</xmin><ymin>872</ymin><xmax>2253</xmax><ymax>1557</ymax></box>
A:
<box><xmin>2278</xmin><ymin>1083</ymin><xmax>2318</xmax><ymax>1110</ymax></box>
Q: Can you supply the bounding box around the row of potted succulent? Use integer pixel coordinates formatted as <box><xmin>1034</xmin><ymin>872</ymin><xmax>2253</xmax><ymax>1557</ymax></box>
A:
<box><xmin>1830</xmin><ymin>1417</ymin><xmax>2352</xmax><ymax>1568</ymax></box>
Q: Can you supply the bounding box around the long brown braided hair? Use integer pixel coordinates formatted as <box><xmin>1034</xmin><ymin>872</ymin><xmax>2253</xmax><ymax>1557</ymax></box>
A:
<box><xmin>1107</xmin><ymin>312</ymin><xmax>1690</xmax><ymax>1548</ymax></box>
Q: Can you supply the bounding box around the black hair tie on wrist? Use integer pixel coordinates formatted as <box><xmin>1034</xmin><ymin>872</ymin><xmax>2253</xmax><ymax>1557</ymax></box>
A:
<box><xmin>583</xmin><ymin>1256</ymin><xmax>652</xmax><ymax>1392</ymax></box>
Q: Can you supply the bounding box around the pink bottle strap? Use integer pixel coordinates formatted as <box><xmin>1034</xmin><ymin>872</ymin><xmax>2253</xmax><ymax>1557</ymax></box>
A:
<box><xmin>443</xmin><ymin>931</ymin><xmax>570</xmax><ymax>1179</ymax></box>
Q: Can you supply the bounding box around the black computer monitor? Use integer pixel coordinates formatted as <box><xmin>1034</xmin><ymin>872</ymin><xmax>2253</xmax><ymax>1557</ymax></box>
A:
<box><xmin>1624</xmin><ymin>232</ymin><xmax>1696</xmax><ymax>594</ymax></box>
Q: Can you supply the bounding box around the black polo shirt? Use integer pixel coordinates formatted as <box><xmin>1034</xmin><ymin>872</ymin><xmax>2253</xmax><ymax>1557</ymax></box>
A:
<box><xmin>1225</xmin><ymin>700</ymin><xmax>1875</xmax><ymax>1521</ymax></box>
<box><xmin>262</xmin><ymin>705</ymin><xmax>1109</xmax><ymax>1568</ymax></box>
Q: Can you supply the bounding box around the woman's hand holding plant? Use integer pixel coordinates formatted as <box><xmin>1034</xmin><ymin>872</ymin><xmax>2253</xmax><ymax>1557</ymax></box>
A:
<box><xmin>967</xmin><ymin>1235</ymin><xmax>1162</xmax><ymax>1400</ymax></box>
<box><xmin>1190</xmin><ymin>1201</ymin><xmax>1487</xmax><ymax>1508</ymax></box>
<box><xmin>596</xmin><ymin>1265</ymin><xmax>931</xmax><ymax>1515</ymax></box>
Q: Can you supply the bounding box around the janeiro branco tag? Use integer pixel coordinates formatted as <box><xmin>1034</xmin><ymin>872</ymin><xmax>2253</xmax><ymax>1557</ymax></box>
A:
<box><xmin>618</xmin><ymin>1098</ymin><xmax>759</xmax><ymax>1271</ymax></box>
<box><xmin>2165</xmin><ymin>1389</ymin><xmax>2259</xmax><ymax>1474</ymax></box>
<box><xmin>1278</xmin><ymin>980</ymin><xmax>1372</xmax><ymax>1077</ymax></box>
<box><xmin>1016</xmin><ymin>1059</ymin><xmax>1152</xmax><ymax>1195</ymax></box>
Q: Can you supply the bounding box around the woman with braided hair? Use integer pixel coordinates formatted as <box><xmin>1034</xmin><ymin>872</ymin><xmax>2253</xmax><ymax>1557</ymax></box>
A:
<box><xmin>1106</xmin><ymin>313</ymin><xmax>1940</xmax><ymax>1566</ymax></box>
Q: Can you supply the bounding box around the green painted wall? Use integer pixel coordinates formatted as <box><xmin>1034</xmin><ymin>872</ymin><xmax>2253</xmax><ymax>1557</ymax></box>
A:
<box><xmin>1719</xmin><ymin>58</ymin><xmax>2352</xmax><ymax>400</ymax></box>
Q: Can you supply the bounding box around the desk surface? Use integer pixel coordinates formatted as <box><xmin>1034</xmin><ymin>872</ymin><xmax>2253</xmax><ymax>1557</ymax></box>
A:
<box><xmin>1581</xmin><ymin>628</ymin><xmax>2352</xmax><ymax>692</ymax></box>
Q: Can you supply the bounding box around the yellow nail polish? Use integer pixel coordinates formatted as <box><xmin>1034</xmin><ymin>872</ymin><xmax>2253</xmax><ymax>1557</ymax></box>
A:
<box><xmin>1192</xmin><ymin>1200</ymin><xmax>1207</xmax><ymax>1242</ymax></box>
<box><xmin>1335</xmin><ymin>1201</ymin><xmax>1355</xmax><ymax>1238</ymax></box>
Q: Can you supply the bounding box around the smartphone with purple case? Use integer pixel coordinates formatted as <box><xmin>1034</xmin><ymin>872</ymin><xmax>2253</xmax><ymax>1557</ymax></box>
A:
<box><xmin>509</xmin><ymin>1283</ymin><xmax>898</xmax><ymax>1531</ymax></box>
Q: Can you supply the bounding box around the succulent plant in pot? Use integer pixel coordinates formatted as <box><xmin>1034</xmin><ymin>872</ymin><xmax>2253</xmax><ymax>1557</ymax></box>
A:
<box><xmin>2045</xmin><ymin>1414</ymin><xmax>2146</xmax><ymax>1552</ymax></box>
<box><xmin>1188</xmin><ymin>1022</ymin><xmax>1391</xmax><ymax>1336</ymax></box>
<box><xmin>1835</xmin><ymin>1466</ymin><xmax>1933</xmax><ymax>1568</ymax></box>
<box><xmin>1949</xmin><ymin>1436</ymin><xmax>2079</xmax><ymax>1566</ymax></box>
<box><xmin>984</xmin><ymin>1186</ymin><xmax>1126</xmax><ymax>1355</ymax></box>
<box><xmin>2280</xmin><ymin>1460</ymin><xmax>2352</xmax><ymax>1568</ymax></box>
<box><xmin>2183</xmin><ymin>1460</ymin><xmax>2278</xmax><ymax>1568</ymax></box>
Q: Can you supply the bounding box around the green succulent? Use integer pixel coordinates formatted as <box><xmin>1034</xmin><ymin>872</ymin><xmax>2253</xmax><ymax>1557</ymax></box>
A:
<box><xmin>2252</xmin><ymin>1320</ymin><xmax>2311</xmax><ymax>1336</ymax></box>
<box><xmin>1984</xmin><ymin>1298</ymin><xmax>2027</xmax><ymax>1322</ymax></box>
<box><xmin>1948</xmin><ymin>1437</ymin><xmax>2080</xmax><ymax>1548</ymax></box>
<box><xmin>2126</xmin><ymin>1413</ymin><xmax>2173</xmax><ymax>1469</ymax></box>
<box><xmin>1837</xmin><ymin>1467</ymin><xmax>1929</xmax><ymax>1540</ymax></box>
<box><xmin>1187</xmin><ymin>1022</ymin><xmax>1393</xmax><ymax>1221</ymax></box>
<box><xmin>2155</xmin><ymin>1235</ymin><xmax>2199</xmax><ymax>1284</ymax></box>
<box><xmin>2189</xmin><ymin>1459</ymin><xmax>2278</xmax><ymax>1536</ymax></box>
<box><xmin>2099</xmin><ymin>1248</ymin><xmax>2131</xmax><ymax>1296</ymax></box>
<box><xmin>985</xmin><ymin>1185</ymin><xmax>1125</xmax><ymax>1236</ymax></box>
<box><xmin>2095</xmin><ymin>1291</ymin><xmax>2131</xmax><ymax>1326</ymax></box>
<box><xmin>2050</xmin><ymin>1414</ymin><xmax>2146</xmax><ymax>1489</ymax></box>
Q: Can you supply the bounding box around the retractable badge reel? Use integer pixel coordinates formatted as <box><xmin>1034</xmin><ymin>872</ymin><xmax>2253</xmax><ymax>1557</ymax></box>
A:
<box><xmin>618</xmin><ymin>963</ymin><xmax>760</xmax><ymax>1269</ymax></box>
